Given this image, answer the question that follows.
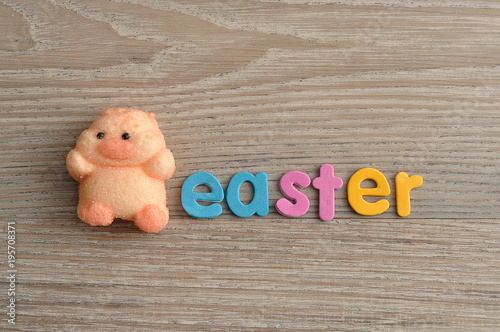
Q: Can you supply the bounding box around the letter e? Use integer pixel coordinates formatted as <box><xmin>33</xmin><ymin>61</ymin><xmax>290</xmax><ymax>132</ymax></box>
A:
<box><xmin>181</xmin><ymin>172</ymin><xmax>224</xmax><ymax>218</ymax></box>
<box><xmin>347</xmin><ymin>168</ymin><xmax>390</xmax><ymax>216</ymax></box>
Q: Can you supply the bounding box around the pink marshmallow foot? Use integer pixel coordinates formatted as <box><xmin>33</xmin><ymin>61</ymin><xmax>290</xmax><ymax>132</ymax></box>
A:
<box><xmin>134</xmin><ymin>204</ymin><xmax>168</xmax><ymax>233</ymax></box>
<box><xmin>80</xmin><ymin>201</ymin><xmax>115</xmax><ymax>226</ymax></box>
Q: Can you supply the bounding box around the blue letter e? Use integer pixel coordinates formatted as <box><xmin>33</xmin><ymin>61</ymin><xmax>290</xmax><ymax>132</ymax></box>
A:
<box><xmin>227</xmin><ymin>172</ymin><xmax>269</xmax><ymax>218</ymax></box>
<box><xmin>181</xmin><ymin>172</ymin><xmax>224</xmax><ymax>218</ymax></box>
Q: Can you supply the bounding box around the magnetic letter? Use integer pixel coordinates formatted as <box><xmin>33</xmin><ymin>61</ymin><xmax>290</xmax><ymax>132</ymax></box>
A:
<box><xmin>181</xmin><ymin>172</ymin><xmax>224</xmax><ymax>218</ymax></box>
<box><xmin>395</xmin><ymin>172</ymin><xmax>423</xmax><ymax>217</ymax></box>
<box><xmin>312</xmin><ymin>164</ymin><xmax>343</xmax><ymax>221</ymax></box>
<box><xmin>227</xmin><ymin>172</ymin><xmax>269</xmax><ymax>218</ymax></box>
<box><xmin>347</xmin><ymin>168</ymin><xmax>390</xmax><ymax>216</ymax></box>
<box><xmin>276</xmin><ymin>171</ymin><xmax>311</xmax><ymax>217</ymax></box>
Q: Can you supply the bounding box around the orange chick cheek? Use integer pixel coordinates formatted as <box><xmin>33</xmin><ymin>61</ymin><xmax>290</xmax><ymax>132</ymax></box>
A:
<box><xmin>97</xmin><ymin>138</ymin><xmax>138</xmax><ymax>160</ymax></box>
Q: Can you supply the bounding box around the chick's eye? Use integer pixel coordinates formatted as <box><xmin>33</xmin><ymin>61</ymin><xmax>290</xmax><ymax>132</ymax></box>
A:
<box><xmin>122</xmin><ymin>133</ymin><xmax>131</xmax><ymax>140</ymax></box>
<box><xmin>97</xmin><ymin>132</ymin><xmax>105</xmax><ymax>139</ymax></box>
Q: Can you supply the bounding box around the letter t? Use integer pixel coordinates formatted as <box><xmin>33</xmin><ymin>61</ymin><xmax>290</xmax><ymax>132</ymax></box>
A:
<box><xmin>312</xmin><ymin>164</ymin><xmax>343</xmax><ymax>221</ymax></box>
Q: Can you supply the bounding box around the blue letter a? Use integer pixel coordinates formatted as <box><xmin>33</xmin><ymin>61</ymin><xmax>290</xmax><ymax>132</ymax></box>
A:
<box><xmin>226</xmin><ymin>172</ymin><xmax>269</xmax><ymax>218</ymax></box>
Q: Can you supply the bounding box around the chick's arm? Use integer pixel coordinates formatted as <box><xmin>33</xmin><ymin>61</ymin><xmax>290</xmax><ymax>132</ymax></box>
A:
<box><xmin>66</xmin><ymin>149</ymin><xmax>96</xmax><ymax>181</ymax></box>
<box><xmin>143</xmin><ymin>148</ymin><xmax>176</xmax><ymax>180</ymax></box>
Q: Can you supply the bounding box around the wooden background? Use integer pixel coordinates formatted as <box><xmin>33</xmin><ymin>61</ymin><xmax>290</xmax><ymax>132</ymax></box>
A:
<box><xmin>1</xmin><ymin>0</ymin><xmax>499</xmax><ymax>330</ymax></box>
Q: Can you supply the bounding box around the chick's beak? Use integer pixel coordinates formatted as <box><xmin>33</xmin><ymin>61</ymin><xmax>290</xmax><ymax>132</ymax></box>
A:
<box><xmin>98</xmin><ymin>138</ymin><xmax>137</xmax><ymax>160</ymax></box>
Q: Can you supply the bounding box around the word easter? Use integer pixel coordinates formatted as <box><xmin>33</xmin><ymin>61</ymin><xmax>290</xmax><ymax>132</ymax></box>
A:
<box><xmin>181</xmin><ymin>164</ymin><xmax>423</xmax><ymax>220</ymax></box>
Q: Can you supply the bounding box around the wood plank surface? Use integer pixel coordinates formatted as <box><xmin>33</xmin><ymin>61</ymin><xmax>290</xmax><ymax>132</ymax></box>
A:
<box><xmin>1</xmin><ymin>0</ymin><xmax>499</xmax><ymax>330</ymax></box>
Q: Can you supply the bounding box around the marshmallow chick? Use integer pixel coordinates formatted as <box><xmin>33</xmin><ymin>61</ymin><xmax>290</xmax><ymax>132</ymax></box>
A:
<box><xmin>67</xmin><ymin>108</ymin><xmax>175</xmax><ymax>233</ymax></box>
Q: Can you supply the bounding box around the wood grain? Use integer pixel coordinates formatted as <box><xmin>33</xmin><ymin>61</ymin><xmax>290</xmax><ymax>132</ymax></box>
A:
<box><xmin>1</xmin><ymin>0</ymin><xmax>499</xmax><ymax>330</ymax></box>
